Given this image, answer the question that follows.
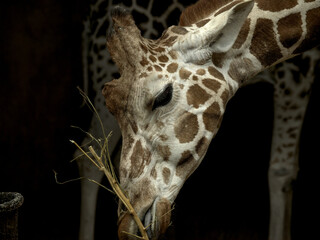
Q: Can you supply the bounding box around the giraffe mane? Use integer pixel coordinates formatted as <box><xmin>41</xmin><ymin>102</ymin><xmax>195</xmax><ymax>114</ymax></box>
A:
<box><xmin>179</xmin><ymin>0</ymin><xmax>234</xmax><ymax>26</ymax></box>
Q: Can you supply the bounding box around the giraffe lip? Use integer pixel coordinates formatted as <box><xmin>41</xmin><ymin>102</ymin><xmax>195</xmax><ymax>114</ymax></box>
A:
<box><xmin>144</xmin><ymin>198</ymin><xmax>157</xmax><ymax>239</ymax></box>
<box><xmin>143</xmin><ymin>197</ymin><xmax>172</xmax><ymax>240</ymax></box>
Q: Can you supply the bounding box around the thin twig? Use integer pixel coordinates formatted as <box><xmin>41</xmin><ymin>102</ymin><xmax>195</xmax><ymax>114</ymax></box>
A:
<box><xmin>88</xmin><ymin>146</ymin><xmax>149</xmax><ymax>240</ymax></box>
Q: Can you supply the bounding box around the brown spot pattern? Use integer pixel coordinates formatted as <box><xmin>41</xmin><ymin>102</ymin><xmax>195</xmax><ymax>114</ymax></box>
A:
<box><xmin>196</xmin><ymin>19</ymin><xmax>210</xmax><ymax>28</ymax></box>
<box><xmin>255</xmin><ymin>0</ymin><xmax>297</xmax><ymax>12</ymax></box>
<box><xmin>163</xmin><ymin>36</ymin><xmax>178</xmax><ymax>47</ymax></box>
<box><xmin>277</xmin><ymin>13</ymin><xmax>302</xmax><ymax>48</ymax></box>
<box><xmin>140</xmin><ymin>56</ymin><xmax>149</xmax><ymax>67</ymax></box>
<box><xmin>167</xmin><ymin>63</ymin><xmax>178</xmax><ymax>73</ymax></box>
<box><xmin>162</xmin><ymin>167</ymin><xmax>171</xmax><ymax>185</ymax></box>
<box><xmin>171</xmin><ymin>26</ymin><xmax>188</xmax><ymax>35</ymax></box>
<box><xmin>293</xmin><ymin>7</ymin><xmax>320</xmax><ymax>54</ymax></box>
<box><xmin>208</xmin><ymin>66</ymin><xmax>225</xmax><ymax>80</ymax></box>
<box><xmin>154</xmin><ymin>65</ymin><xmax>162</xmax><ymax>72</ymax></box>
<box><xmin>202</xmin><ymin>78</ymin><xmax>221</xmax><ymax>93</ymax></box>
<box><xmin>196</xmin><ymin>69</ymin><xmax>206</xmax><ymax>75</ymax></box>
<box><xmin>203</xmin><ymin>102</ymin><xmax>221</xmax><ymax>132</ymax></box>
<box><xmin>174</xmin><ymin>112</ymin><xmax>199</xmax><ymax>143</ymax></box>
<box><xmin>176</xmin><ymin>150</ymin><xmax>196</xmax><ymax>178</ymax></box>
<box><xmin>187</xmin><ymin>84</ymin><xmax>210</xmax><ymax>108</ymax></box>
<box><xmin>233</xmin><ymin>19</ymin><xmax>250</xmax><ymax>49</ymax></box>
<box><xmin>195</xmin><ymin>137</ymin><xmax>210</xmax><ymax>156</ymax></box>
<box><xmin>214</xmin><ymin>0</ymin><xmax>242</xmax><ymax>16</ymax></box>
<box><xmin>168</xmin><ymin>50</ymin><xmax>178</xmax><ymax>59</ymax></box>
<box><xmin>157</xmin><ymin>145</ymin><xmax>171</xmax><ymax>161</ymax></box>
<box><xmin>149</xmin><ymin>55</ymin><xmax>157</xmax><ymax>62</ymax></box>
<box><xmin>158</xmin><ymin>55</ymin><xmax>169</xmax><ymax>62</ymax></box>
<box><xmin>151</xmin><ymin>166</ymin><xmax>157</xmax><ymax>179</ymax></box>
<box><xmin>130</xmin><ymin>140</ymin><xmax>151</xmax><ymax>179</ymax></box>
<box><xmin>211</xmin><ymin>52</ymin><xmax>226</xmax><ymax>68</ymax></box>
<box><xmin>250</xmin><ymin>18</ymin><xmax>283</xmax><ymax>67</ymax></box>
<box><xmin>179</xmin><ymin>68</ymin><xmax>192</xmax><ymax>79</ymax></box>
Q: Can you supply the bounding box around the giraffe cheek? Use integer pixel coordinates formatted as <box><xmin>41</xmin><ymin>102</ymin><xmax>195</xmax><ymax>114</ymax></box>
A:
<box><xmin>174</xmin><ymin>112</ymin><xmax>199</xmax><ymax>143</ymax></box>
<box><xmin>202</xmin><ymin>101</ymin><xmax>222</xmax><ymax>133</ymax></box>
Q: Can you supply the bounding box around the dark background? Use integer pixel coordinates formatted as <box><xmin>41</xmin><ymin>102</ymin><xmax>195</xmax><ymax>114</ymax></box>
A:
<box><xmin>1</xmin><ymin>0</ymin><xmax>319</xmax><ymax>240</ymax></box>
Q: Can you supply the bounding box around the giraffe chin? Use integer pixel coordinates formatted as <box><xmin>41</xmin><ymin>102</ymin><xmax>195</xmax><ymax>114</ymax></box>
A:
<box><xmin>118</xmin><ymin>198</ymin><xmax>171</xmax><ymax>240</ymax></box>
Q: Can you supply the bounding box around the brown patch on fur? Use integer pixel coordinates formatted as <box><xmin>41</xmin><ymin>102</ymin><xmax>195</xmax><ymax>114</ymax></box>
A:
<box><xmin>195</xmin><ymin>137</ymin><xmax>210</xmax><ymax>156</ymax></box>
<box><xmin>212</xmin><ymin>52</ymin><xmax>226</xmax><ymax>68</ymax></box>
<box><xmin>192</xmin><ymin>75</ymin><xmax>199</xmax><ymax>81</ymax></box>
<box><xmin>154</xmin><ymin>65</ymin><xmax>162</xmax><ymax>72</ymax></box>
<box><xmin>176</xmin><ymin>151</ymin><xmax>196</xmax><ymax>178</ymax></box>
<box><xmin>187</xmin><ymin>84</ymin><xmax>211</xmax><ymax>108</ymax></box>
<box><xmin>179</xmin><ymin>0</ymin><xmax>233</xmax><ymax>26</ymax></box>
<box><xmin>151</xmin><ymin>166</ymin><xmax>157</xmax><ymax>179</ymax></box>
<box><xmin>149</xmin><ymin>55</ymin><xmax>157</xmax><ymax>62</ymax></box>
<box><xmin>250</xmin><ymin>18</ymin><xmax>283</xmax><ymax>67</ymax></box>
<box><xmin>179</xmin><ymin>68</ymin><xmax>192</xmax><ymax>79</ymax></box>
<box><xmin>294</xmin><ymin>7</ymin><xmax>320</xmax><ymax>54</ymax></box>
<box><xmin>174</xmin><ymin>112</ymin><xmax>199</xmax><ymax>143</ymax></box>
<box><xmin>196</xmin><ymin>19</ymin><xmax>210</xmax><ymax>28</ymax></box>
<box><xmin>203</xmin><ymin>102</ymin><xmax>221</xmax><ymax>132</ymax></box>
<box><xmin>154</xmin><ymin>47</ymin><xmax>166</xmax><ymax>53</ymax></box>
<box><xmin>228</xmin><ymin>57</ymin><xmax>255</xmax><ymax>84</ymax></box>
<box><xmin>277</xmin><ymin>13</ymin><xmax>302</xmax><ymax>48</ymax></box>
<box><xmin>162</xmin><ymin>167</ymin><xmax>171</xmax><ymax>185</ymax></box>
<box><xmin>129</xmin><ymin>140</ymin><xmax>151</xmax><ymax>179</ymax></box>
<box><xmin>140</xmin><ymin>56</ymin><xmax>150</xmax><ymax>67</ymax></box>
<box><xmin>140</xmin><ymin>43</ymin><xmax>148</xmax><ymax>54</ymax></box>
<box><xmin>147</xmin><ymin>66</ymin><xmax>153</xmax><ymax>71</ymax></box>
<box><xmin>103</xmin><ymin>80</ymin><xmax>128</xmax><ymax>117</ymax></box>
<box><xmin>233</xmin><ymin>19</ymin><xmax>250</xmax><ymax>49</ymax></box>
<box><xmin>167</xmin><ymin>63</ymin><xmax>178</xmax><ymax>73</ymax></box>
<box><xmin>196</xmin><ymin>69</ymin><xmax>206</xmax><ymax>75</ymax></box>
<box><xmin>139</xmin><ymin>72</ymin><xmax>148</xmax><ymax>78</ymax></box>
<box><xmin>220</xmin><ymin>89</ymin><xmax>230</xmax><ymax>106</ymax></box>
<box><xmin>171</xmin><ymin>26</ymin><xmax>188</xmax><ymax>35</ymax></box>
<box><xmin>202</xmin><ymin>78</ymin><xmax>221</xmax><ymax>93</ymax></box>
<box><xmin>159</xmin><ymin>134</ymin><xmax>168</xmax><ymax>141</ymax></box>
<box><xmin>214</xmin><ymin>0</ymin><xmax>242</xmax><ymax>16</ymax></box>
<box><xmin>208</xmin><ymin>66</ymin><xmax>225</xmax><ymax>80</ymax></box>
<box><xmin>255</xmin><ymin>0</ymin><xmax>297</xmax><ymax>12</ymax></box>
<box><xmin>159</xmin><ymin>55</ymin><xmax>169</xmax><ymax>63</ymax></box>
<box><xmin>162</xmin><ymin>36</ymin><xmax>178</xmax><ymax>47</ymax></box>
<box><xmin>157</xmin><ymin>145</ymin><xmax>171</xmax><ymax>161</ymax></box>
<box><xmin>168</xmin><ymin>50</ymin><xmax>178</xmax><ymax>60</ymax></box>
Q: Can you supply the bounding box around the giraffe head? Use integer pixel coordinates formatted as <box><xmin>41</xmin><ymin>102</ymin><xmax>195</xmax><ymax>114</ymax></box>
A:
<box><xmin>103</xmin><ymin>1</ymin><xmax>254</xmax><ymax>239</ymax></box>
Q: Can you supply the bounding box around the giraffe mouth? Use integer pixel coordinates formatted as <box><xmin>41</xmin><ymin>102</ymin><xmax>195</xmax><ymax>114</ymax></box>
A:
<box><xmin>117</xmin><ymin>197</ymin><xmax>171</xmax><ymax>240</ymax></box>
<box><xmin>144</xmin><ymin>197</ymin><xmax>171</xmax><ymax>240</ymax></box>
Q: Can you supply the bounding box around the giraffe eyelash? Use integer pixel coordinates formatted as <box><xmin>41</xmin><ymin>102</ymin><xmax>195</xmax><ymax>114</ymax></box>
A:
<box><xmin>152</xmin><ymin>84</ymin><xmax>173</xmax><ymax>111</ymax></box>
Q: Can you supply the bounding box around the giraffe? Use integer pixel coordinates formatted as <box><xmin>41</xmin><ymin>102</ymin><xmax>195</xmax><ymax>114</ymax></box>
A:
<box><xmin>76</xmin><ymin>1</ymin><xmax>186</xmax><ymax>240</ymax></box>
<box><xmin>102</xmin><ymin>0</ymin><xmax>320</xmax><ymax>239</ymax></box>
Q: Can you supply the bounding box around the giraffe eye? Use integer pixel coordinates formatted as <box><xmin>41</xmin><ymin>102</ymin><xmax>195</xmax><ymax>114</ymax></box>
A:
<box><xmin>152</xmin><ymin>84</ymin><xmax>173</xmax><ymax>111</ymax></box>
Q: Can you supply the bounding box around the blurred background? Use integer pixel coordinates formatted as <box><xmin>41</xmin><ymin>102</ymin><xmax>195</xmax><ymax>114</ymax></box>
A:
<box><xmin>1</xmin><ymin>0</ymin><xmax>319</xmax><ymax>239</ymax></box>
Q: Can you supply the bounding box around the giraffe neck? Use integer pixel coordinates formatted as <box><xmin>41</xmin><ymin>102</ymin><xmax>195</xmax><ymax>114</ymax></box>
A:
<box><xmin>217</xmin><ymin>0</ymin><xmax>320</xmax><ymax>91</ymax></box>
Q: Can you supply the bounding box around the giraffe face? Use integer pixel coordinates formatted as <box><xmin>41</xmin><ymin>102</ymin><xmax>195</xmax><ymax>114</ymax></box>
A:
<box><xmin>103</xmin><ymin>57</ymin><xmax>229</xmax><ymax>240</ymax></box>
<box><xmin>103</xmin><ymin>2</ymin><xmax>254</xmax><ymax>239</ymax></box>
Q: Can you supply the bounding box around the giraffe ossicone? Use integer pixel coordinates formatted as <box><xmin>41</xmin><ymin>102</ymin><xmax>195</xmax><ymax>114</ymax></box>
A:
<box><xmin>102</xmin><ymin>0</ymin><xmax>320</xmax><ymax>239</ymax></box>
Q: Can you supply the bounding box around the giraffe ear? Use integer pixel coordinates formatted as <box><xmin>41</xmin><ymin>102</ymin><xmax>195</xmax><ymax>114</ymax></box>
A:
<box><xmin>174</xmin><ymin>0</ymin><xmax>254</xmax><ymax>63</ymax></box>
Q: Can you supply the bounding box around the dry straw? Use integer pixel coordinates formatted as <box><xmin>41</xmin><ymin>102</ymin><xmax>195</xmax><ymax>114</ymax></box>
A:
<box><xmin>56</xmin><ymin>87</ymin><xmax>149</xmax><ymax>240</ymax></box>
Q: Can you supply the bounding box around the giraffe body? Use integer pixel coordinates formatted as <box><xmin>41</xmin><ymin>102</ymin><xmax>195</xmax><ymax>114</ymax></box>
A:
<box><xmin>77</xmin><ymin>0</ymin><xmax>320</xmax><ymax>239</ymax></box>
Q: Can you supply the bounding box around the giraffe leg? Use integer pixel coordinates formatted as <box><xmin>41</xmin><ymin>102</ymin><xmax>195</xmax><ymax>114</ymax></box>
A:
<box><xmin>268</xmin><ymin>52</ymin><xmax>316</xmax><ymax>240</ymax></box>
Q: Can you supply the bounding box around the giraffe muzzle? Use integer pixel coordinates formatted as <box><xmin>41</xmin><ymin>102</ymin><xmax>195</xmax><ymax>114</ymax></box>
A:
<box><xmin>117</xmin><ymin>197</ymin><xmax>171</xmax><ymax>240</ymax></box>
